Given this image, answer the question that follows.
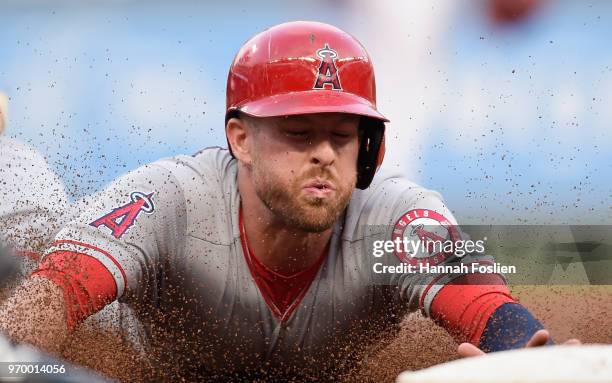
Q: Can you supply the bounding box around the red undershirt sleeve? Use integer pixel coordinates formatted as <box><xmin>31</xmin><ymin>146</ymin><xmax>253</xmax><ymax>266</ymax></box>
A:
<box><xmin>429</xmin><ymin>273</ymin><xmax>516</xmax><ymax>346</ymax></box>
<box><xmin>30</xmin><ymin>250</ymin><xmax>118</xmax><ymax>331</ymax></box>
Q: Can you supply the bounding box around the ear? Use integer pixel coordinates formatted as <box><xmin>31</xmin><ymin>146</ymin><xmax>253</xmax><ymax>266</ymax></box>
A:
<box><xmin>226</xmin><ymin>117</ymin><xmax>253</xmax><ymax>165</ymax></box>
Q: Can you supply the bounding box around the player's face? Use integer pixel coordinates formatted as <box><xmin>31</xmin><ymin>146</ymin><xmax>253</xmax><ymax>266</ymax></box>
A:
<box><xmin>249</xmin><ymin>113</ymin><xmax>360</xmax><ymax>232</ymax></box>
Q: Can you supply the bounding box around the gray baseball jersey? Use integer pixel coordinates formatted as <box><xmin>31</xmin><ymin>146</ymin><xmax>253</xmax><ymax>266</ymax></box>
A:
<box><xmin>44</xmin><ymin>147</ymin><xmax>494</xmax><ymax>379</ymax></box>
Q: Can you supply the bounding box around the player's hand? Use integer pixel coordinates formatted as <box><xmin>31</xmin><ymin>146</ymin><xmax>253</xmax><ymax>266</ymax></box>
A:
<box><xmin>457</xmin><ymin>329</ymin><xmax>581</xmax><ymax>358</ymax></box>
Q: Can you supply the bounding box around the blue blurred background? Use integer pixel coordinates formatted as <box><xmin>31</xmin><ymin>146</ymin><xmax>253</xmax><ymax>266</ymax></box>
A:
<box><xmin>1</xmin><ymin>0</ymin><xmax>610</xmax><ymax>224</ymax></box>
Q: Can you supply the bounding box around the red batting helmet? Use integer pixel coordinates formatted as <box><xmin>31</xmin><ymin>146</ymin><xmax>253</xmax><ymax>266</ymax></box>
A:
<box><xmin>225</xmin><ymin>21</ymin><xmax>388</xmax><ymax>189</ymax></box>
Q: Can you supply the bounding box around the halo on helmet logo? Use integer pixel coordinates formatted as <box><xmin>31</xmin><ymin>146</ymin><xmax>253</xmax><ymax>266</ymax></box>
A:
<box><xmin>313</xmin><ymin>43</ymin><xmax>342</xmax><ymax>91</ymax></box>
<box><xmin>316</xmin><ymin>44</ymin><xmax>338</xmax><ymax>59</ymax></box>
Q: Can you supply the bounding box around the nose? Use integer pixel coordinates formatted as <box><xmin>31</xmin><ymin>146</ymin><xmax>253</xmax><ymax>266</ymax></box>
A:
<box><xmin>310</xmin><ymin>138</ymin><xmax>335</xmax><ymax>167</ymax></box>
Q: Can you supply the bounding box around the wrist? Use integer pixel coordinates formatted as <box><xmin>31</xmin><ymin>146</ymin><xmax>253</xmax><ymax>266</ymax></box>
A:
<box><xmin>478</xmin><ymin>302</ymin><xmax>549</xmax><ymax>352</ymax></box>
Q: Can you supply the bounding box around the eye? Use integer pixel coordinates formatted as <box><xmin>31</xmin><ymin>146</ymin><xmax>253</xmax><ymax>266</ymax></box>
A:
<box><xmin>285</xmin><ymin>130</ymin><xmax>308</xmax><ymax>138</ymax></box>
<box><xmin>333</xmin><ymin>132</ymin><xmax>351</xmax><ymax>138</ymax></box>
<box><xmin>332</xmin><ymin>130</ymin><xmax>356</xmax><ymax>140</ymax></box>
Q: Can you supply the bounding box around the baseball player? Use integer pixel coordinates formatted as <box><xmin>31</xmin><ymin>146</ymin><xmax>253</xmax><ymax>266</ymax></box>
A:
<box><xmin>0</xmin><ymin>92</ymin><xmax>72</xmax><ymax>275</ymax></box>
<box><xmin>0</xmin><ymin>22</ymin><xmax>577</xmax><ymax>380</ymax></box>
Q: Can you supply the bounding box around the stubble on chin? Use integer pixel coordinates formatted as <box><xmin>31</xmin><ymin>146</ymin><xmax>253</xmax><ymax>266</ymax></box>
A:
<box><xmin>252</xmin><ymin>165</ymin><xmax>355</xmax><ymax>233</ymax></box>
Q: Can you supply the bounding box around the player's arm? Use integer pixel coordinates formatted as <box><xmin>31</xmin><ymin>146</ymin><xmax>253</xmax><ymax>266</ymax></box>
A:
<box><xmin>0</xmin><ymin>245</ymin><xmax>69</xmax><ymax>354</ymax></box>
<box><xmin>1</xmin><ymin>161</ymin><xmax>186</xmax><ymax>353</ymax></box>
<box><xmin>454</xmin><ymin>299</ymin><xmax>580</xmax><ymax>357</ymax></box>
<box><xmin>0</xmin><ymin>243</ymin><xmax>139</xmax><ymax>356</ymax></box>
<box><xmin>0</xmin><ymin>248</ymin><xmax>120</xmax><ymax>353</ymax></box>
<box><xmin>428</xmin><ymin>273</ymin><xmax>559</xmax><ymax>355</ymax></box>
<box><xmin>372</xmin><ymin>177</ymin><xmax>573</xmax><ymax>354</ymax></box>
<box><xmin>0</xmin><ymin>276</ymin><xmax>70</xmax><ymax>355</ymax></box>
<box><xmin>418</xmin><ymin>231</ymin><xmax>580</xmax><ymax>354</ymax></box>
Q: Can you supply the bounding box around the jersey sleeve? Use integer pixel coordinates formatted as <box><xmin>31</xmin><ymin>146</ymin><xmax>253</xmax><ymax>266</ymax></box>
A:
<box><xmin>356</xmin><ymin>171</ymin><xmax>513</xmax><ymax>339</ymax></box>
<box><xmin>39</xmin><ymin>161</ymin><xmax>188</xmax><ymax>304</ymax></box>
<box><xmin>351</xmin><ymin>171</ymin><xmax>551</xmax><ymax>349</ymax></box>
<box><xmin>390</xmin><ymin>189</ymin><xmax>504</xmax><ymax>318</ymax></box>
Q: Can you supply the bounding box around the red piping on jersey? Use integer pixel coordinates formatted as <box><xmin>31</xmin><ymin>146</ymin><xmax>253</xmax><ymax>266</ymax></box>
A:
<box><xmin>31</xmin><ymin>250</ymin><xmax>118</xmax><ymax>331</ymax></box>
<box><xmin>51</xmin><ymin>239</ymin><xmax>128</xmax><ymax>291</ymax></box>
<box><xmin>419</xmin><ymin>260</ymin><xmax>495</xmax><ymax>311</ymax></box>
<box><xmin>429</xmin><ymin>273</ymin><xmax>515</xmax><ymax>346</ymax></box>
<box><xmin>239</xmin><ymin>208</ymin><xmax>328</xmax><ymax>322</ymax></box>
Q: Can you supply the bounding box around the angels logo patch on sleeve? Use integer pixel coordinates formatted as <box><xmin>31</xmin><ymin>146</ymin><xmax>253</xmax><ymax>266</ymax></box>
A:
<box><xmin>392</xmin><ymin>208</ymin><xmax>462</xmax><ymax>267</ymax></box>
<box><xmin>90</xmin><ymin>191</ymin><xmax>155</xmax><ymax>239</ymax></box>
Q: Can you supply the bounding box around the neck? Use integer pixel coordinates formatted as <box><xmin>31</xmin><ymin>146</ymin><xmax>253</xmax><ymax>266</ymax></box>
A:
<box><xmin>237</xmin><ymin>166</ymin><xmax>333</xmax><ymax>276</ymax></box>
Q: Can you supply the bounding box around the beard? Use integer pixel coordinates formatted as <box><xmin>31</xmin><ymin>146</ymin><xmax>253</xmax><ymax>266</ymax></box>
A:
<box><xmin>251</xmin><ymin>159</ymin><xmax>356</xmax><ymax>233</ymax></box>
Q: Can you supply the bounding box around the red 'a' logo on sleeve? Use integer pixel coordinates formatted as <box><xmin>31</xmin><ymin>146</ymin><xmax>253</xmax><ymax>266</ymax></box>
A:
<box><xmin>90</xmin><ymin>191</ymin><xmax>155</xmax><ymax>239</ymax></box>
<box><xmin>313</xmin><ymin>43</ymin><xmax>342</xmax><ymax>91</ymax></box>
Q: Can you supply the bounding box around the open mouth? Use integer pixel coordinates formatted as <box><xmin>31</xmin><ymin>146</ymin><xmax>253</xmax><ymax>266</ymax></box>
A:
<box><xmin>304</xmin><ymin>178</ymin><xmax>335</xmax><ymax>190</ymax></box>
<box><xmin>303</xmin><ymin>178</ymin><xmax>336</xmax><ymax>197</ymax></box>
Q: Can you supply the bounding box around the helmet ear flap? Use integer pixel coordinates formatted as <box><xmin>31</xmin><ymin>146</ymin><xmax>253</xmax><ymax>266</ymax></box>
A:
<box><xmin>356</xmin><ymin>118</ymin><xmax>386</xmax><ymax>190</ymax></box>
<box><xmin>376</xmin><ymin>134</ymin><xmax>386</xmax><ymax>169</ymax></box>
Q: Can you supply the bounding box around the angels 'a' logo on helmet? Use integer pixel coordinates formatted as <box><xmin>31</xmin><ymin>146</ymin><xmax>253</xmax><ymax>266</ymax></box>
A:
<box><xmin>313</xmin><ymin>43</ymin><xmax>342</xmax><ymax>91</ymax></box>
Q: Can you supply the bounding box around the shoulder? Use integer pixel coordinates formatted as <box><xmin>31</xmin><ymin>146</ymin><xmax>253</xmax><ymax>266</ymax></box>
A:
<box><xmin>86</xmin><ymin>147</ymin><xmax>235</xmax><ymax>220</ymax></box>
<box><xmin>120</xmin><ymin>147</ymin><xmax>235</xmax><ymax>191</ymax></box>
<box><xmin>151</xmin><ymin>146</ymin><xmax>235</xmax><ymax>186</ymax></box>
<box><xmin>367</xmin><ymin>168</ymin><xmax>442</xmax><ymax>204</ymax></box>
<box><xmin>128</xmin><ymin>147</ymin><xmax>236</xmax><ymax>239</ymax></box>
<box><xmin>344</xmin><ymin>168</ymin><xmax>456</xmax><ymax>237</ymax></box>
